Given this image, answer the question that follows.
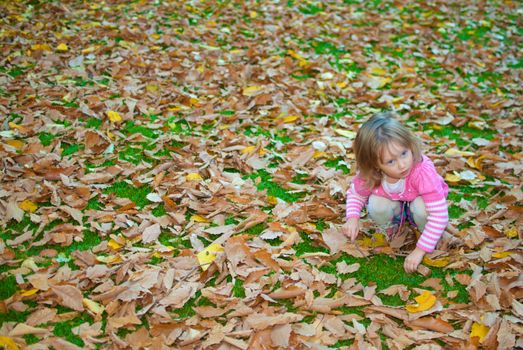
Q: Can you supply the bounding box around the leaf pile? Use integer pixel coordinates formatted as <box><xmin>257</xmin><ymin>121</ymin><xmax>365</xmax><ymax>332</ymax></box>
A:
<box><xmin>0</xmin><ymin>0</ymin><xmax>521</xmax><ymax>349</ymax></box>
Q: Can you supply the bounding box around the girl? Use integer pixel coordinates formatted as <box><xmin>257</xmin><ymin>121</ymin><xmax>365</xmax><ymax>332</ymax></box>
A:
<box><xmin>342</xmin><ymin>112</ymin><xmax>449</xmax><ymax>273</ymax></box>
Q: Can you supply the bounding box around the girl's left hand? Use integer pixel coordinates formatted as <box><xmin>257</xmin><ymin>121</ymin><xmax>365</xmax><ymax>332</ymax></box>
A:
<box><xmin>404</xmin><ymin>247</ymin><xmax>426</xmax><ymax>273</ymax></box>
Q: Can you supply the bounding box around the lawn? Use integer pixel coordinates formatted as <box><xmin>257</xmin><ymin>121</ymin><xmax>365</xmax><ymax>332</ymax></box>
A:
<box><xmin>0</xmin><ymin>0</ymin><xmax>521</xmax><ymax>349</ymax></box>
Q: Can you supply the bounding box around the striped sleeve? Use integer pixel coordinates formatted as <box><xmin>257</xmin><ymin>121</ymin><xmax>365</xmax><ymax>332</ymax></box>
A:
<box><xmin>346</xmin><ymin>176</ymin><xmax>371</xmax><ymax>219</ymax></box>
<box><xmin>413</xmin><ymin>159</ymin><xmax>449</xmax><ymax>252</ymax></box>
<box><xmin>416</xmin><ymin>198</ymin><xmax>449</xmax><ymax>253</ymax></box>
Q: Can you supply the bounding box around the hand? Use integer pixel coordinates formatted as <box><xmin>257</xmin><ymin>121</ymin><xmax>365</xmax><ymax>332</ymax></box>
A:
<box><xmin>341</xmin><ymin>218</ymin><xmax>360</xmax><ymax>242</ymax></box>
<box><xmin>404</xmin><ymin>247</ymin><xmax>426</xmax><ymax>273</ymax></box>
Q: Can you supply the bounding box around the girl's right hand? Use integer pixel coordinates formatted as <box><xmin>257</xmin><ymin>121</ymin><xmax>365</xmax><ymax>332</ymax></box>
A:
<box><xmin>342</xmin><ymin>218</ymin><xmax>360</xmax><ymax>242</ymax></box>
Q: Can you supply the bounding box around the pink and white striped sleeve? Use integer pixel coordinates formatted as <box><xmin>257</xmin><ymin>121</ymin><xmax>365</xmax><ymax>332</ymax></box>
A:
<box><xmin>416</xmin><ymin>197</ymin><xmax>449</xmax><ymax>253</ymax></box>
<box><xmin>346</xmin><ymin>176</ymin><xmax>370</xmax><ymax>219</ymax></box>
<box><xmin>414</xmin><ymin>160</ymin><xmax>449</xmax><ymax>253</ymax></box>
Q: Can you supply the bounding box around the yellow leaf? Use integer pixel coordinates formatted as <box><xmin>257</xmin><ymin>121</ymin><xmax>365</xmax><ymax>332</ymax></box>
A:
<box><xmin>31</xmin><ymin>44</ymin><xmax>51</xmax><ymax>51</ymax></box>
<box><xmin>470</xmin><ymin>322</ymin><xmax>489</xmax><ymax>342</ymax></box>
<box><xmin>444</xmin><ymin>148</ymin><xmax>475</xmax><ymax>157</ymax></box>
<box><xmin>242</xmin><ymin>86</ymin><xmax>263</xmax><ymax>96</ymax></box>
<box><xmin>504</xmin><ymin>226</ymin><xmax>518</xmax><ymax>238</ymax></box>
<box><xmin>491</xmin><ymin>251</ymin><xmax>513</xmax><ymax>259</ymax></box>
<box><xmin>96</xmin><ymin>255</ymin><xmax>123</xmax><ymax>264</ymax></box>
<box><xmin>20</xmin><ymin>288</ymin><xmax>39</xmax><ymax>297</ymax></box>
<box><xmin>368</xmin><ymin>76</ymin><xmax>392</xmax><ymax>88</ymax></box>
<box><xmin>357</xmin><ymin>233</ymin><xmax>387</xmax><ymax>248</ymax></box>
<box><xmin>405</xmin><ymin>291</ymin><xmax>436</xmax><ymax>313</ymax></box>
<box><xmin>336</xmin><ymin>81</ymin><xmax>347</xmax><ymax>88</ymax></box>
<box><xmin>249</xmin><ymin>11</ymin><xmax>258</xmax><ymax>18</ymax></box>
<box><xmin>56</xmin><ymin>43</ymin><xmax>68</xmax><ymax>52</ymax></box>
<box><xmin>241</xmin><ymin>146</ymin><xmax>256</xmax><ymax>154</ymax></box>
<box><xmin>82</xmin><ymin>46</ymin><xmax>98</xmax><ymax>54</ymax></box>
<box><xmin>370</xmin><ymin>67</ymin><xmax>387</xmax><ymax>76</ymax></box>
<box><xmin>334</xmin><ymin>129</ymin><xmax>357</xmax><ymax>139</ymax></box>
<box><xmin>8</xmin><ymin>122</ymin><xmax>22</xmax><ymax>129</ymax></box>
<box><xmin>197</xmin><ymin>243</ymin><xmax>224</xmax><ymax>271</ymax></box>
<box><xmin>218</xmin><ymin>123</ymin><xmax>230</xmax><ymax>130</ymax></box>
<box><xmin>83</xmin><ymin>298</ymin><xmax>105</xmax><ymax>315</ymax></box>
<box><xmin>186</xmin><ymin>173</ymin><xmax>203</xmax><ymax>181</ymax></box>
<box><xmin>0</xmin><ymin>336</ymin><xmax>20</xmax><ymax>350</ymax></box>
<box><xmin>108</xmin><ymin>239</ymin><xmax>122</xmax><ymax>250</ymax></box>
<box><xmin>5</xmin><ymin>139</ymin><xmax>24</xmax><ymax>150</ymax></box>
<box><xmin>313</xmin><ymin>151</ymin><xmax>327</xmax><ymax>159</ymax></box>
<box><xmin>19</xmin><ymin>199</ymin><xmax>38</xmax><ymax>213</ymax></box>
<box><xmin>468</xmin><ymin>121</ymin><xmax>487</xmax><ymax>130</ymax></box>
<box><xmin>466</xmin><ymin>156</ymin><xmax>484</xmax><ymax>170</ymax></box>
<box><xmin>445</xmin><ymin>173</ymin><xmax>461</xmax><ymax>183</ymax></box>
<box><xmin>146</xmin><ymin>84</ymin><xmax>158</xmax><ymax>93</ymax></box>
<box><xmin>167</xmin><ymin>106</ymin><xmax>182</xmax><ymax>112</ymax></box>
<box><xmin>152</xmin><ymin>252</ymin><xmax>162</xmax><ymax>258</ymax></box>
<box><xmin>191</xmin><ymin>215</ymin><xmax>210</xmax><ymax>223</ymax></box>
<box><xmin>282</xmin><ymin>115</ymin><xmax>299</xmax><ymax>123</ymax></box>
<box><xmin>267</xmin><ymin>196</ymin><xmax>278</xmax><ymax>205</ymax></box>
<box><xmin>423</xmin><ymin>256</ymin><xmax>450</xmax><ymax>267</ymax></box>
<box><xmin>287</xmin><ymin>50</ymin><xmax>310</xmax><ymax>66</ymax></box>
<box><xmin>21</xmin><ymin>258</ymin><xmax>39</xmax><ymax>271</ymax></box>
<box><xmin>106</xmin><ymin>110</ymin><xmax>122</xmax><ymax>123</ymax></box>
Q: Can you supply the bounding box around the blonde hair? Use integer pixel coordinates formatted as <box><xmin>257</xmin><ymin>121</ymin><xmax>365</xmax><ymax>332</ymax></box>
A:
<box><xmin>353</xmin><ymin>112</ymin><xmax>422</xmax><ymax>189</ymax></box>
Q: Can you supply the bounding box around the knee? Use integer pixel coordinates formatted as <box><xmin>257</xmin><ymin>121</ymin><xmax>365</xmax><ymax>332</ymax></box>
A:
<box><xmin>410</xmin><ymin>197</ymin><xmax>427</xmax><ymax>219</ymax></box>
<box><xmin>368</xmin><ymin>195</ymin><xmax>394</xmax><ymax>216</ymax></box>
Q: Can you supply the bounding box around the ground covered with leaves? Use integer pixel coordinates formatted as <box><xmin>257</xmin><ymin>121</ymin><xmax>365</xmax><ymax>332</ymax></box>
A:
<box><xmin>0</xmin><ymin>0</ymin><xmax>522</xmax><ymax>349</ymax></box>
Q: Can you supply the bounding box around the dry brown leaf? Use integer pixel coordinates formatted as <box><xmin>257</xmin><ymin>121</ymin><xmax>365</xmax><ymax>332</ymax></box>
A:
<box><xmin>406</xmin><ymin>317</ymin><xmax>454</xmax><ymax>333</ymax></box>
<box><xmin>50</xmin><ymin>284</ymin><xmax>84</xmax><ymax>311</ymax></box>
<box><xmin>245</xmin><ymin>313</ymin><xmax>303</xmax><ymax>330</ymax></box>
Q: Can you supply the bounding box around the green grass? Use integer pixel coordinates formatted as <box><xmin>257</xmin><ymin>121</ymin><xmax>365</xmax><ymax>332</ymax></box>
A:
<box><xmin>244</xmin><ymin>169</ymin><xmax>305</xmax><ymax>203</ymax></box>
<box><xmin>123</xmin><ymin>121</ymin><xmax>158</xmax><ymax>139</ymax></box>
<box><xmin>295</xmin><ymin>232</ymin><xmax>329</xmax><ymax>256</ymax></box>
<box><xmin>104</xmin><ymin>181</ymin><xmax>152</xmax><ymax>208</ymax></box>
<box><xmin>0</xmin><ymin>305</ymin><xmax>30</xmax><ymax>323</ymax></box>
<box><xmin>52</xmin><ymin>313</ymin><xmax>94</xmax><ymax>347</ymax></box>
<box><xmin>38</xmin><ymin>132</ymin><xmax>56</xmax><ymax>146</ymax></box>
<box><xmin>232</xmin><ymin>279</ymin><xmax>246</xmax><ymax>298</ymax></box>
<box><xmin>320</xmin><ymin>253</ymin><xmax>470</xmax><ymax>304</ymax></box>
<box><xmin>0</xmin><ymin>274</ymin><xmax>18</xmax><ymax>300</ymax></box>
<box><xmin>324</xmin><ymin>157</ymin><xmax>350</xmax><ymax>174</ymax></box>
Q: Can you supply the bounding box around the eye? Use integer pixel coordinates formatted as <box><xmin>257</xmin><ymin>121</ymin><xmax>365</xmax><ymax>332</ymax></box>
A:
<box><xmin>401</xmin><ymin>150</ymin><xmax>408</xmax><ymax>157</ymax></box>
<box><xmin>387</xmin><ymin>159</ymin><xmax>395</xmax><ymax>165</ymax></box>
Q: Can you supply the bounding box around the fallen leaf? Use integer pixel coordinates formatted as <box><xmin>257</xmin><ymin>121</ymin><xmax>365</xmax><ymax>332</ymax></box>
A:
<box><xmin>242</xmin><ymin>86</ymin><xmax>263</xmax><ymax>96</ymax></box>
<box><xmin>197</xmin><ymin>243</ymin><xmax>224</xmax><ymax>271</ymax></box>
<box><xmin>191</xmin><ymin>215</ymin><xmax>210</xmax><ymax>223</ymax></box>
<box><xmin>106</xmin><ymin>110</ymin><xmax>122</xmax><ymax>123</ymax></box>
<box><xmin>142</xmin><ymin>223</ymin><xmax>161</xmax><ymax>243</ymax></box>
<box><xmin>405</xmin><ymin>291</ymin><xmax>436</xmax><ymax>313</ymax></box>
<box><xmin>0</xmin><ymin>336</ymin><xmax>20</xmax><ymax>350</ymax></box>
<box><xmin>186</xmin><ymin>173</ymin><xmax>203</xmax><ymax>181</ymax></box>
<box><xmin>56</xmin><ymin>43</ymin><xmax>68</xmax><ymax>51</ymax></box>
<box><xmin>18</xmin><ymin>199</ymin><xmax>38</xmax><ymax>213</ymax></box>
<box><xmin>470</xmin><ymin>322</ymin><xmax>489</xmax><ymax>342</ymax></box>
<box><xmin>423</xmin><ymin>256</ymin><xmax>450</xmax><ymax>267</ymax></box>
<box><xmin>83</xmin><ymin>298</ymin><xmax>105</xmax><ymax>315</ymax></box>
<box><xmin>50</xmin><ymin>284</ymin><xmax>84</xmax><ymax>311</ymax></box>
<box><xmin>407</xmin><ymin>317</ymin><xmax>454</xmax><ymax>333</ymax></box>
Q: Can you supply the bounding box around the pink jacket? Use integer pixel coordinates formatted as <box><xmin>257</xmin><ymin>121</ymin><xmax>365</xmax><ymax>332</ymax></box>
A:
<box><xmin>346</xmin><ymin>155</ymin><xmax>449</xmax><ymax>252</ymax></box>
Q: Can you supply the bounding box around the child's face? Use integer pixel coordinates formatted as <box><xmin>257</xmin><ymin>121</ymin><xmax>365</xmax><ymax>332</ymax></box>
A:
<box><xmin>378</xmin><ymin>141</ymin><xmax>413</xmax><ymax>182</ymax></box>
